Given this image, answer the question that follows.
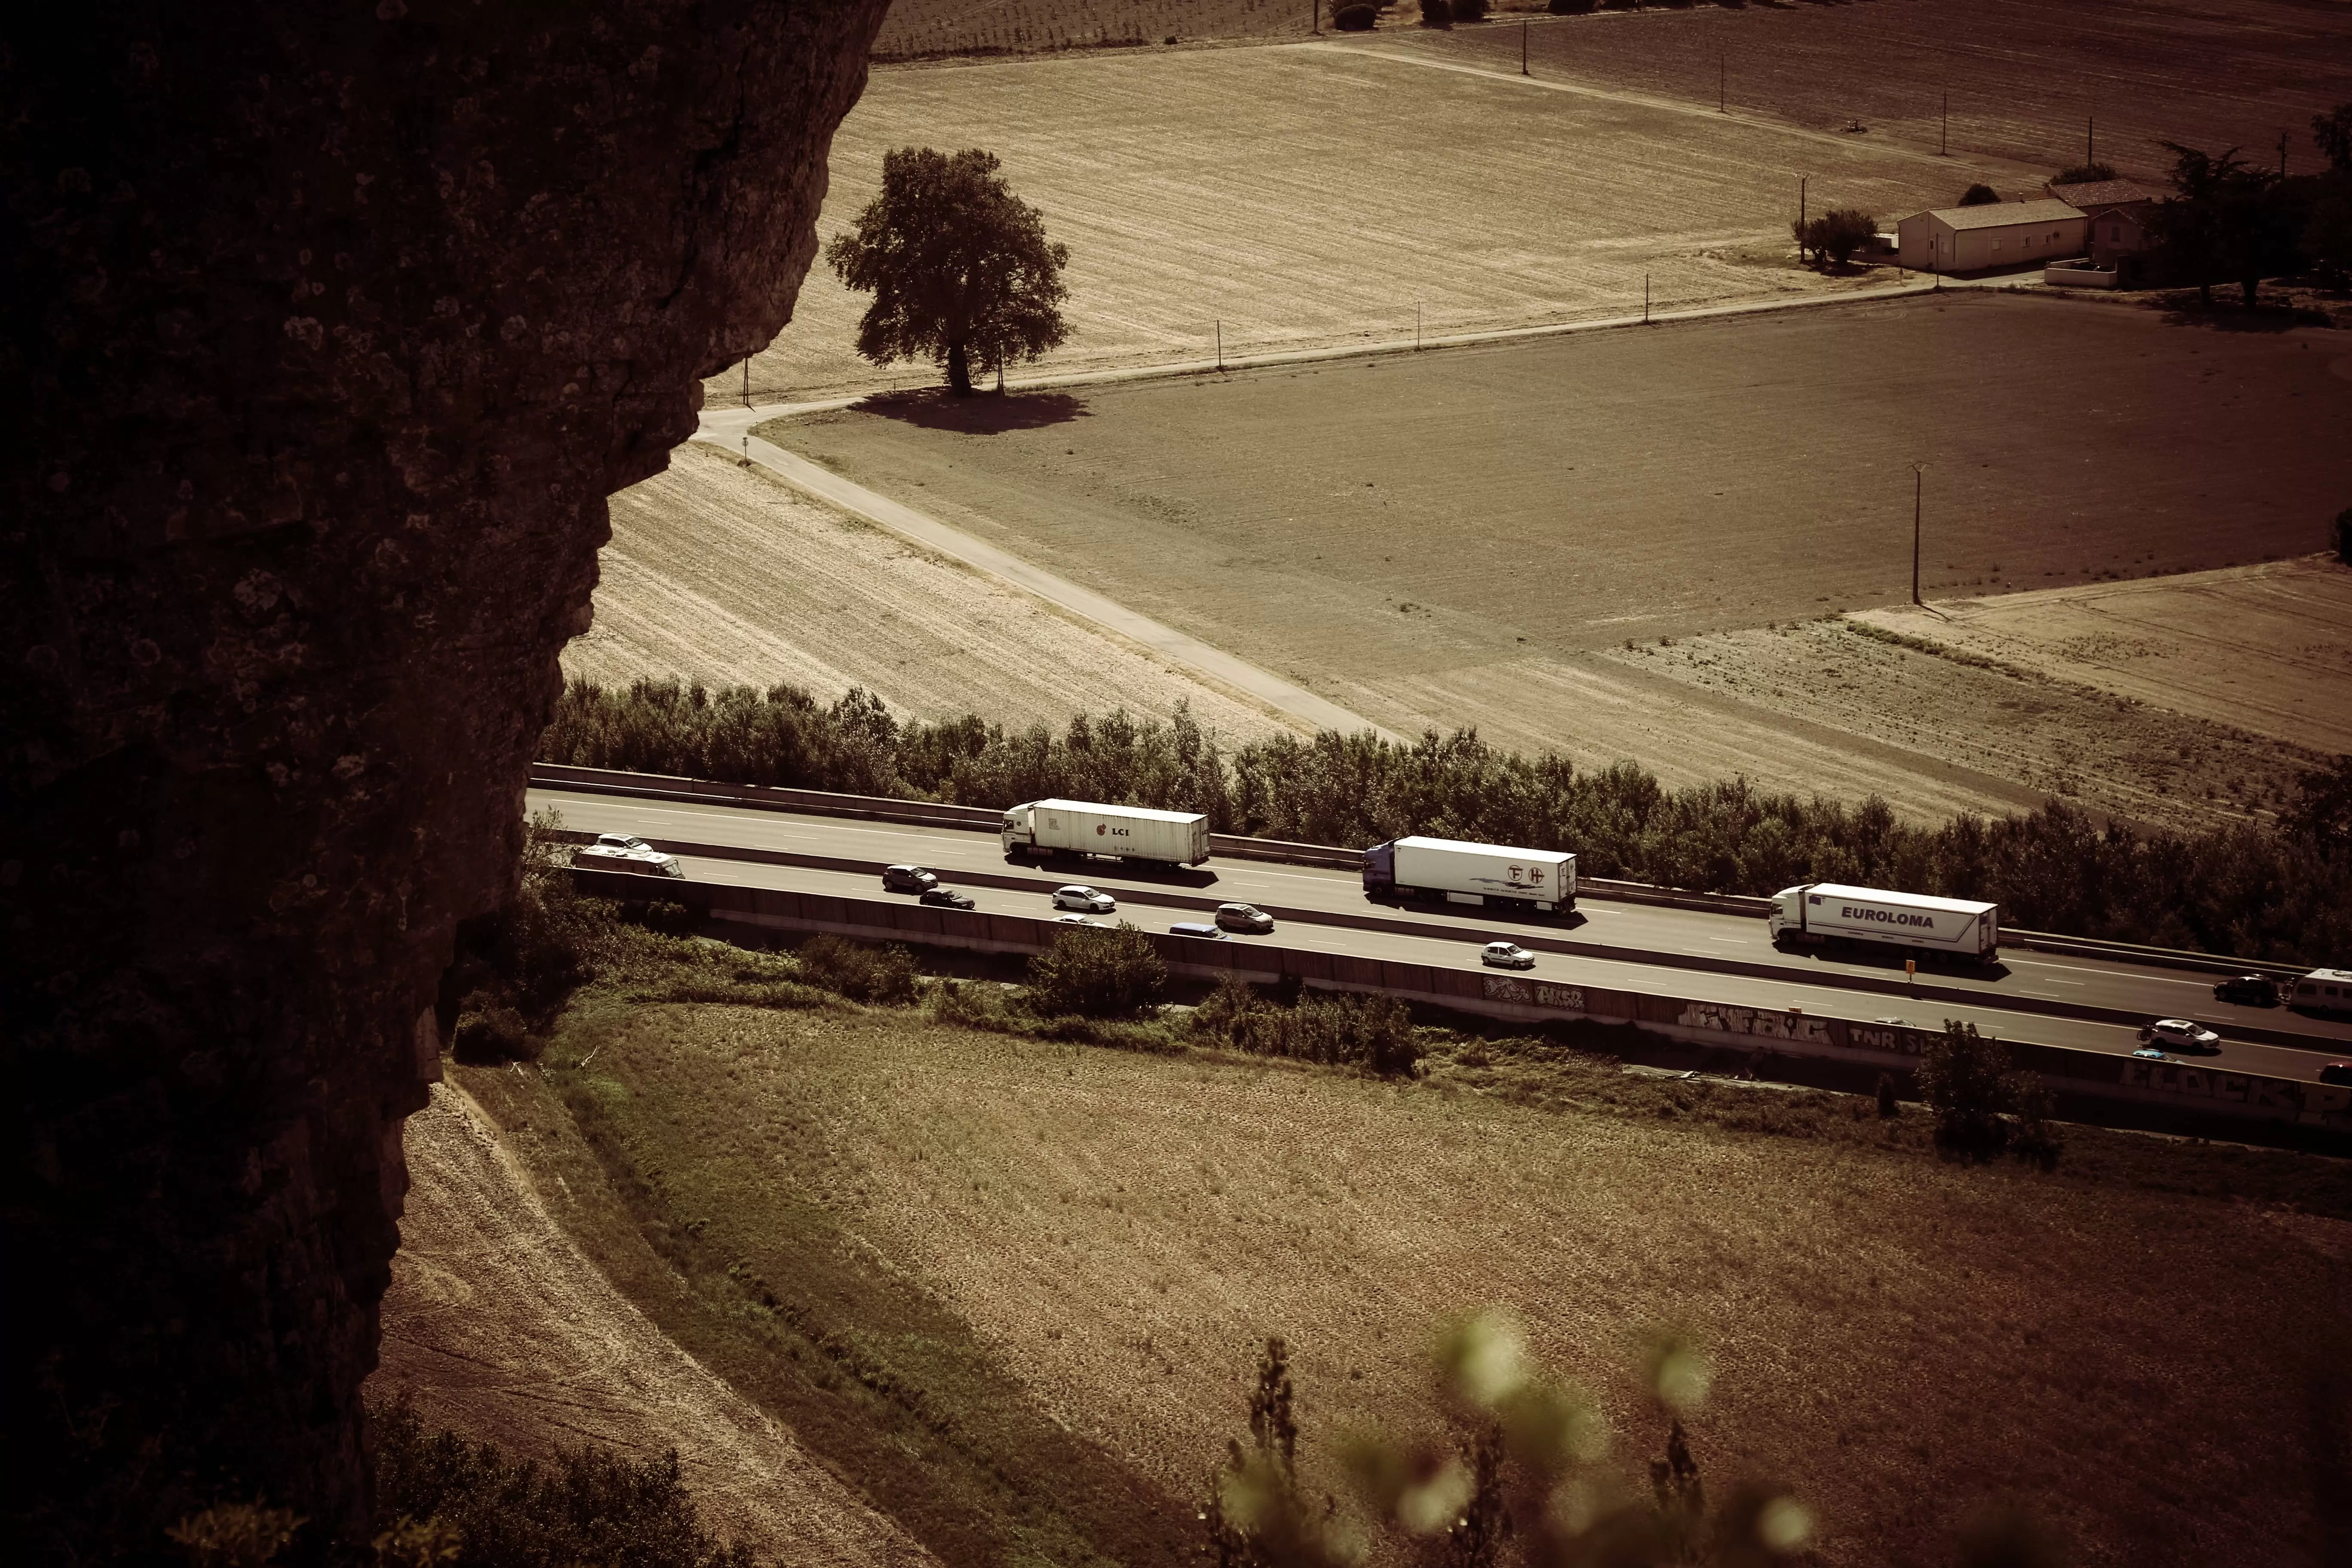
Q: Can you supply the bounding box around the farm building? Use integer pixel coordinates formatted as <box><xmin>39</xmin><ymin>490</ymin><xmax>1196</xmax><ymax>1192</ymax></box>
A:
<box><xmin>1897</xmin><ymin>198</ymin><xmax>2088</xmax><ymax>275</ymax></box>
<box><xmin>2047</xmin><ymin>178</ymin><xmax>2164</xmax><ymax>269</ymax></box>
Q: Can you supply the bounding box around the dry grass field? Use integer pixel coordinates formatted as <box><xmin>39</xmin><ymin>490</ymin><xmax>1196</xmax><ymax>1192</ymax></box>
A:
<box><xmin>370</xmin><ymin>1084</ymin><xmax>931</xmax><ymax>1566</ymax></box>
<box><xmin>756</xmin><ymin>291</ymin><xmax>2350</xmax><ymax>817</ymax></box>
<box><xmin>1851</xmin><ymin>556</ymin><xmax>2352</xmax><ymax>756</ymax></box>
<box><xmin>1602</xmin><ymin>609</ymin><xmax>2332</xmax><ymax>833</ymax></box>
<box><xmin>728</xmin><ymin>40</ymin><xmax>1970</xmax><ymax>401</ymax></box>
<box><xmin>496</xmin><ymin>1002</ymin><xmax>2352</xmax><ymax>1567</ymax></box>
<box><xmin>565</xmin><ymin>441</ymin><xmax>1298</xmax><ymax>737</ymax></box>
<box><xmin>1419</xmin><ymin>0</ymin><xmax>2352</xmax><ymax>184</ymax></box>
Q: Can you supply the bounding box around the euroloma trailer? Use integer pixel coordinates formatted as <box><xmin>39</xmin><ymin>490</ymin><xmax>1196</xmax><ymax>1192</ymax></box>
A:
<box><xmin>1000</xmin><ymin>799</ymin><xmax>1212</xmax><ymax>867</ymax></box>
<box><xmin>1768</xmin><ymin>882</ymin><xmax>2000</xmax><ymax>959</ymax></box>
<box><xmin>1362</xmin><ymin>836</ymin><xmax>1576</xmax><ymax>913</ymax></box>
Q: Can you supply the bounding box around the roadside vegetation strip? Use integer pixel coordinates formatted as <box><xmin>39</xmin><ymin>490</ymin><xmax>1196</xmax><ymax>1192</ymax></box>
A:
<box><xmin>439</xmin><ymin>861</ymin><xmax>2352</xmax><ymax>1567</ymax></box>
<box><xmin>538</xmin><ymin>676</ymin><xmax>2352</xmax><ymax>965</ymax></box>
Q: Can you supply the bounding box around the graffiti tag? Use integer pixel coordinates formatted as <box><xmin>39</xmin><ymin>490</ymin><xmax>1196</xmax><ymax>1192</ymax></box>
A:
<box><xmin>1482</xmin><ymin>977</ymin><xmax>1587</xmax><ymax>1012</ymax></box>
<box><xmin>1676</xmin><ymin>1002</ymin><xmax>1833</xmax><ymax>1045</ymax></box>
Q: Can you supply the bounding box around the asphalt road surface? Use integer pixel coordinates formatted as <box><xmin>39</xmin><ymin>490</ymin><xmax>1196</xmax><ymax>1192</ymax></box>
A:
<box><xmin>530</xmin><ymin>787</ymin><xmax>2352</xmax><ymax>1085</ymax></box>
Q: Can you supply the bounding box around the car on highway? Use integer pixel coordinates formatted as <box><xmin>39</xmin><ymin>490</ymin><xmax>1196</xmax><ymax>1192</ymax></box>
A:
<box><xmin>1053</xmin><ymin>913</ymin><xmax>1102</xmax><ymax>927</ymax></box>
<box><xmin>919</xmin><ymin>886</ymin><xmax>976</xmax><ymax>910</ymax></box>
<box><xmin>1054</xmin><ymin>885</ymin><xmax>1116</xmax><ymax>913</ymax></box>
<box><xmin>882</xmin><ymin>864</ymin><xmax>938</xmax><ymax>894</ymax></box>
<box><xmin>1480</xmin><ymin>941</ymin><xmax>1536</xmax><ymax>970</ymax></box>
<box><xmin>1169</xmin><ymin>921</ymin><xmax>1226</xmax><ymax>940</ymax></box>
<box><xmin>1215</xmin><ymin>902</ymin><xmax>1275</xmax><ymax>934</ymax></box>
<box><xmin>2211</xmin><ymin>974</ymin><xmax>2280</xmax><ymax>1006</ymax></box>
<box><xmin>2141</xmin><ymin>1018</ymin><xmax>2222</xmax><ymax>1055</ymax></box>
<box><xmin>2319</xmin><ymin>1062</ymin><xmax>2352</xmax><ymax>1087</ymax></box>
<box><xmin>2131</xmin><ymin>1044</ymin><xmax>2174</xmax><ymax>1062</ymax></box>
<box><xmin>571</xmin><ymin>833</ymin><xmax>683</xmax><ymax>878</ymax></box>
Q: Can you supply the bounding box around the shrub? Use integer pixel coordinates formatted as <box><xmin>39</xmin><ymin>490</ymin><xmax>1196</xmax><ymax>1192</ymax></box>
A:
<box><xmin>1810</xmin><ymin>207</ymin><xmax>1879</xmax><ymax>268</ymax></box>
<box><xmin>1875</xmin><ymin>1072</ymin><xmax>1900</xmax><ymax>1118</ymax></box>
<box><xmin>1190</xmin><ymin>975</ymin><xmax>1425</xmax><ymax>1076</ymax></box>
<box><xmin>2054</xmin><ymin>162</ymin><xmax>2116</xmax><ymax>184</ymax></box>
<box><xmin>1334</xmin><ymin>2</ymin><xmax>1378</xmax><ymax>26</ymax></box>
<box><xmin>1957</xmin><ymin>184</ymin><xmax>2001</xmax><ymax>207</ymax></box>
<box><xmin>1914</xmin><ymin>1021</ymin><xmax>2061</xmax><ymax>1167</ymax></box>
<box><xmin>1025</xmin><ymin>922</ymin><xmax>1167</xmax><ymax>1018</ymax></box>
<box><xmin>1418</xmin><ymin>0</ymin><xmax>1452</xmax><ymax>25</ymax></box>
<box><xmin>1549</xmin><ymin>0</ymin><xmax>1596</xmax><ymax>10</ymax></box>
<box><xmin>452</xmin><ymin>1004</ymin><xmax>533</xmax><ymax>1064</ymax></box>
<box><xmin>1452</xmin><ymin>0</ymin><xmax>1488</xmax><ymax>18</ymax></box>
<box><xmin>2335</xmin><ymin>505</ymin><xmax>2351</xmax><ymax>564</ymax></box>
<box><xmin>371</xmin><ymin>1398</ymin><xmax>755</xmax><ymax>1568</ymax></box>
<box><xmin>795</xmin><ymin>933</ymin><xmax>919</xmax><ymax>1004</ymax></box>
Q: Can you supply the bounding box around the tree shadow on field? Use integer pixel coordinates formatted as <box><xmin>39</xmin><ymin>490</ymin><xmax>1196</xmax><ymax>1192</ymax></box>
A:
<box><xmin>2153</xmin><ymin>290</ymin><xmax>2337</xmax><ymax>333</ymax></box>
<box><xmin>854</xmin><ymin>388</ymin><xmax>1089</xmax><ymax>435</ymax></box>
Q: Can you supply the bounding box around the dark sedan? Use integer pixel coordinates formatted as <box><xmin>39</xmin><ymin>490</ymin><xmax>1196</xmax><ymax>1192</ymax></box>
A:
<box><xmin>2211</xmin><ymin>974</ymin><xmax>2279</xmax><ymax>1007</ymax></box>
<box><xmin>919</xmin><ymin>886</ymin><xmax>976</xmax><ymax>910</ymax></box>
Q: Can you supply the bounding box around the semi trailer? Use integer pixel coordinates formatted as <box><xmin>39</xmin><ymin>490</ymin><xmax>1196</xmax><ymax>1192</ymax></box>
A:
<box><xmin>1362</xmin><ymin>836</ymin><xmax>1576</xmax><ymax>913</ymax></box>
<box><xmin>1767</xmin><ymin>882</ymin><xmax>2000</xmax><ymax>959</ymax></box>
<box><xmin>1001</xmin><ymin>799</ymin><xmax>1212</xmax><ymax>867</ymax></box>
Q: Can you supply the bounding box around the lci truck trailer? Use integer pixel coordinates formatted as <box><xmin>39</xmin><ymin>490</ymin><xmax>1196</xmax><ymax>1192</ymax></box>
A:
<box><xmin>1768</xmin><ymin>882</ymin><xmax>2000</xmax><ymax>959</ymax></box>
<box><xmin>1001</xmin><ymin>799</ymin><xmax>1212</xmax><ymax>867</ymax></box>
<box><xmin>1363</xmin><ymin>836</ymin><xmax>1576</xmax><ymax>913</ymax></box>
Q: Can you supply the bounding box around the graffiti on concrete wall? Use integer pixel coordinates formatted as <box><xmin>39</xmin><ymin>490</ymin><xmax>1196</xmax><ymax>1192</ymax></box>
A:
<box><xmin>1482</xmin><ymin>977</ymin><xmax>1587</xmax><ymax>1012</ymax></box>
<box><xmin>1846</xmin><ymin>1023</ymin><xmax>1934</xmax><ymax>1057</ymax></box>
<box><xmin>2119</xmin><ymin>1058</ymin><xmax>2346</xmax><ymax>1118</ymax></box>
<box><xmin>1677</xmin><ymin>1001</ymin><xmax>1834</xmax><ymax>1045</ymax></box>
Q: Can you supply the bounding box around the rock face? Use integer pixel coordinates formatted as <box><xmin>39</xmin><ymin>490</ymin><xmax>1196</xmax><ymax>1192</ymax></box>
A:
<box><xmin>0</xmin><ymin>1</ymin><xmax>888</xmax><ymax>1556</ymax></box>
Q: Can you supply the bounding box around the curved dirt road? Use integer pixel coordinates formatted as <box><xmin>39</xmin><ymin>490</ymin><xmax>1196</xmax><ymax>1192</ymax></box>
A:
<box><xmin>371</xmin><ymin>1083</ymin><xmax>931</xmax><ymax>1567</ymax></box>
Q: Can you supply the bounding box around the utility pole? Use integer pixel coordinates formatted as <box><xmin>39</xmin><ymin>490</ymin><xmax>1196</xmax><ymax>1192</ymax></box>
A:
<box><xmin>1644</xmin><ymin>273</ymin><xmax>1651</xmax><ymax>323</ymax></box>
<box><xmin>1215</xmin><ymin>320</ymin><xmax>1222</xmax><ymax>371</ymax></box>
<box><xmin>1911</xmin><ymin>465</ymin><xmax>1924</xmax><ymax>606</ymax></box>
<box><xmin>1311</xmin><ymin>0</ymin><xmax>1320</xmax><ymax>35</ymax></box>
<box><xmin>1798</xmin><ymin>175</ymin><xmax>1808</xmax><ymax>263</ymax></box>
<box><xmin>1415</xmin><ymin>303</ymin><xmax>1422</xmax><ymax>351</ymax></box>
<box><xmin>742</xmin><ymin>358</ymin><xmax>750</xmax><ymax>409</ymax></box>
<box><xmin>1522</xmin><ymin>21</ymin><xmax>1529</xmax><ymax>75</ymax></box>
<box><xmin>1940</xmin><ymin>91</ymin><xmax>1948</xmax><ymax>156</ymax></box>
<box><xmin>1719</xmin><ymin>55</ymin><xmax>1725</xmax><ymax>113</ymax></box>
<box><xmin>2086</xmin><ymin>114</ymin><xmax>2095</xmax><ymax>170</ymax></box>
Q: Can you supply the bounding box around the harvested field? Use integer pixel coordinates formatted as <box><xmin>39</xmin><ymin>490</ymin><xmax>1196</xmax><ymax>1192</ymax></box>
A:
<box><xmin>873</xmin><ymin>0</ymin><xmax>1306</xmax><ymax>59</ymax></box>
<box><xmin>370</xmin><ymin>1083</ymin><xmax>930</xmax><ymax>1567</ymax></box>
<box><xmin>1599</xmin><ymin>612</ymin><xmax>2330</xmax><ymax>833</ymax></box>
<box><xmin>761</xmin><ymin>291</ymin><xmax>2350</xmax><ymax>818</ymax></box>
<box><xmin>728</xmin><ymin>40</ymin><xmax>1978</xmax><ymax>401</ymax></box>
<box><xmin>1851</xmin><ymin>557</ymin><xmax>2352</xmax><ymax>758</ymax></box>
<box><xmin>1413</xmin><ymin>0</ymin><xmax>2352</xmax><ymax>186</ymax></box>
<box><xmin>565</xmin><ymin>441</ymin><xmax>1298</xmax><ymax>739</ymax></box>
<box><xmin>522</xmin><ymin>1002</ymin><xmax>2352</xmax><ymax>1567</ymax></box>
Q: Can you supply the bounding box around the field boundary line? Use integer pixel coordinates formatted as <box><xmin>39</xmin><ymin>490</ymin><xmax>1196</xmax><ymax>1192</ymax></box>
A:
<box><xmin>685</xmin><ymin>428</ymin><xmax>1396</xmax><ymax>741</ymax></box>
<box><xmin>702</xmin><ymin>277</ymin><xmax>2047</xmax><ymax>432</ymax></box>
<box><xmin>1293</xmin><ymin>38</ymin><xmax>2027</xmax><ymax>173</ymax></box>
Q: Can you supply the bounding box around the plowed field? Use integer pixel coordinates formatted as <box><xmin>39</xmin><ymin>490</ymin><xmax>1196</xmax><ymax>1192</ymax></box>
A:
<box><xmin>761</xmin><ymin>291</ymin><xmax>2352</xmax><ymax>820</ymax></box>
<box><xmin>729</xmin><ymin>40</ymin><xmax>1970</xmax><ymax>401</ymax></box>
<box><xmin>565</xmin><ymin>442</ymin><xmax>1298</xmax><ymax>738</ymax></box>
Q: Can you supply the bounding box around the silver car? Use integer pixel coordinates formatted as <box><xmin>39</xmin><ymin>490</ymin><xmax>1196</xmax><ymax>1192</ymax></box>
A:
<box><xmin>1480</xmin><ymin>941</ymin><xmax>1536</xmax><ymax>970</ymax></box>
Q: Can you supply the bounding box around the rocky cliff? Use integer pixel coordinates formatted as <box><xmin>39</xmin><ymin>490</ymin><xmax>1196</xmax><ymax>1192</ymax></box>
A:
<box><xmin>1</xmin><ymin>2</ymin><xmax>887</xmax><ymax>1556</ymax></box>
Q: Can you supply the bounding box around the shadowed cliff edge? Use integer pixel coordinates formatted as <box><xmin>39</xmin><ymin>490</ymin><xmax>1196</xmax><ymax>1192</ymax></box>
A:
<box><xmin>0</xmin><ymin>1</ymin><xmax>891</xmax><ymax>1558</ymax></box>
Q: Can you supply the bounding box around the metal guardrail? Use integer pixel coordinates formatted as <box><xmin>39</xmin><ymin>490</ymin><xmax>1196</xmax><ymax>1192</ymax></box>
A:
<box><xmin>529</xmin><ymin>764</ymin><xmax>2312</xmax><ymax>980</ymax></box>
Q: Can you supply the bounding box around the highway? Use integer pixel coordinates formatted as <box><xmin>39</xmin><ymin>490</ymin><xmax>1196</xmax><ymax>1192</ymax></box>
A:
<box><xmin>528</xmin><ymin>787</ymin><xmax>2352</xmax><ymax>1085</ymax></box>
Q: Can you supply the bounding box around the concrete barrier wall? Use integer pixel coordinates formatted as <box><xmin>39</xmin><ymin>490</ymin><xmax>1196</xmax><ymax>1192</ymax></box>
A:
<box><xmin>576</xmin><ymin>870</ymin><xmax>2352</xmax><ymax>1131</ymax></box>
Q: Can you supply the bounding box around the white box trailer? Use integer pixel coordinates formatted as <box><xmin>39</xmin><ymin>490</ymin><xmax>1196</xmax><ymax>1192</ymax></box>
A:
<box><xmin>1001</xmin><ymin>799</ymin><xmax>1212</xmax><ymax>867</ymax></box>
<box><xmin>1362</xmin><ymin>836</ymin><xmax>1576</xmax><ymax>913</ymax></box>
<box><xmin>1768</xmin><ymin>882</ymin><xmax>1999</xmax><ymax>959</ymax></box>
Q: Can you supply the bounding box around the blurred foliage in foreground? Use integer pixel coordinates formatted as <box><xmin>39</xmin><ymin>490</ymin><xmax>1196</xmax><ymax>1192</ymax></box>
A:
<box><xmin>543</xmin><ymin>677</ymin><xmax>2352</xmax><ymax>962</ymax></box>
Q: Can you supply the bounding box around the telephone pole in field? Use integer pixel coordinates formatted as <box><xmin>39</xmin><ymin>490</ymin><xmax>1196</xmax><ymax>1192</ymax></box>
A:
<box><xmin>1911</xmin><ymin>466</ymin><xmax>1924</xmax><ymax>606</ymax></box>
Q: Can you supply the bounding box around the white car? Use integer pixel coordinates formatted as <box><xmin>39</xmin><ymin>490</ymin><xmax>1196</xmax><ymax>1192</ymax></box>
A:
<box><xmin>572</xmin><ymin>833</ymin><xmax>683</xmax><ymax>878</ymax></box>
<box><xmin>1053</xmin><ymin>913</ymin><xmax>1101</xmax><ymax>927</ymax></box>
<box><xmin>2143</xmin><ymin>1018</ymin><xmax>2221</xmax><ymax>1055</ymax></box>
<box><xmin>1480</xmin><ymin>941</ymin><xmax>1536</xmax><ymax>970</ymax></box>
<box><xmin>1053</xmin><ymin>885</ymin><xmax>1116</xmax><ymax>914</ymax></box>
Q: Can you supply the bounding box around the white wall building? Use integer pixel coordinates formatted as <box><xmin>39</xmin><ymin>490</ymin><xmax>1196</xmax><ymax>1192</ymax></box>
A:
<box><xmin>1897</xmin><ymin>199</ymin><xmax>2088</xmax><ymax>275</ymax></box>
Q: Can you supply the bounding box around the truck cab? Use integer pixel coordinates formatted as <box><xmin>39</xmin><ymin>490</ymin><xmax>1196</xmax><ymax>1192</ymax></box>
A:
<box><xmin>1768</xmin><ymin>886</ymin><xmax>1806</xmax><ymax>942</ymax></box>
<box><xmin>1001</xmin><ymin>803</ymin><xmax>1034</xmax><ymax>857</ymax></box>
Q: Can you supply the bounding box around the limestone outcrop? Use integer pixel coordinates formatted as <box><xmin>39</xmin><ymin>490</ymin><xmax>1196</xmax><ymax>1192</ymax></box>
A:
<box><xmin>0</xmin><ymin>1</ymin><xmax>887</xmax><ymax>1556</ymax></box>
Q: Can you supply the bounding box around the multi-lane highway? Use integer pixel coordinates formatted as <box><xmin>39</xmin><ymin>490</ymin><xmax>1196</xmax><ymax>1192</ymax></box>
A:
<box><xmin>528</xmin><ymin>787</ymin><xmax>2352</xmax><ymax>1084</ymax></box>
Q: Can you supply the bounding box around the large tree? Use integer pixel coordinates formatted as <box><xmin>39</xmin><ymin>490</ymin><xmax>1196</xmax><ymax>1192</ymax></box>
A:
<box><xmin>2150</xmin><ymin>141</ymin><xmax>2298</xmax><ymax>309</ymax></box>
<box><xmin>826</xmin><ymin>147</ymin><xmax>1071</xmax><ymax>395</ymax></box>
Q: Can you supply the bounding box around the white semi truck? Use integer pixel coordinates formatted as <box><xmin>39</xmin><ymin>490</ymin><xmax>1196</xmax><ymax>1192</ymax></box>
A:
<box><xmin>1361</xmin><ymin>836</ymin><xmax>1576</xmax><ymax>913</ymax></box>
<box><xmin>1000</xmin><ymin>799</ymin><xmax>1212</xmax><ymax>867</ymax></box>
<box><xmin>1767</xmin><ymin>883</ymin><xmax>2000</xmax><ymax>959</ymax></box>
